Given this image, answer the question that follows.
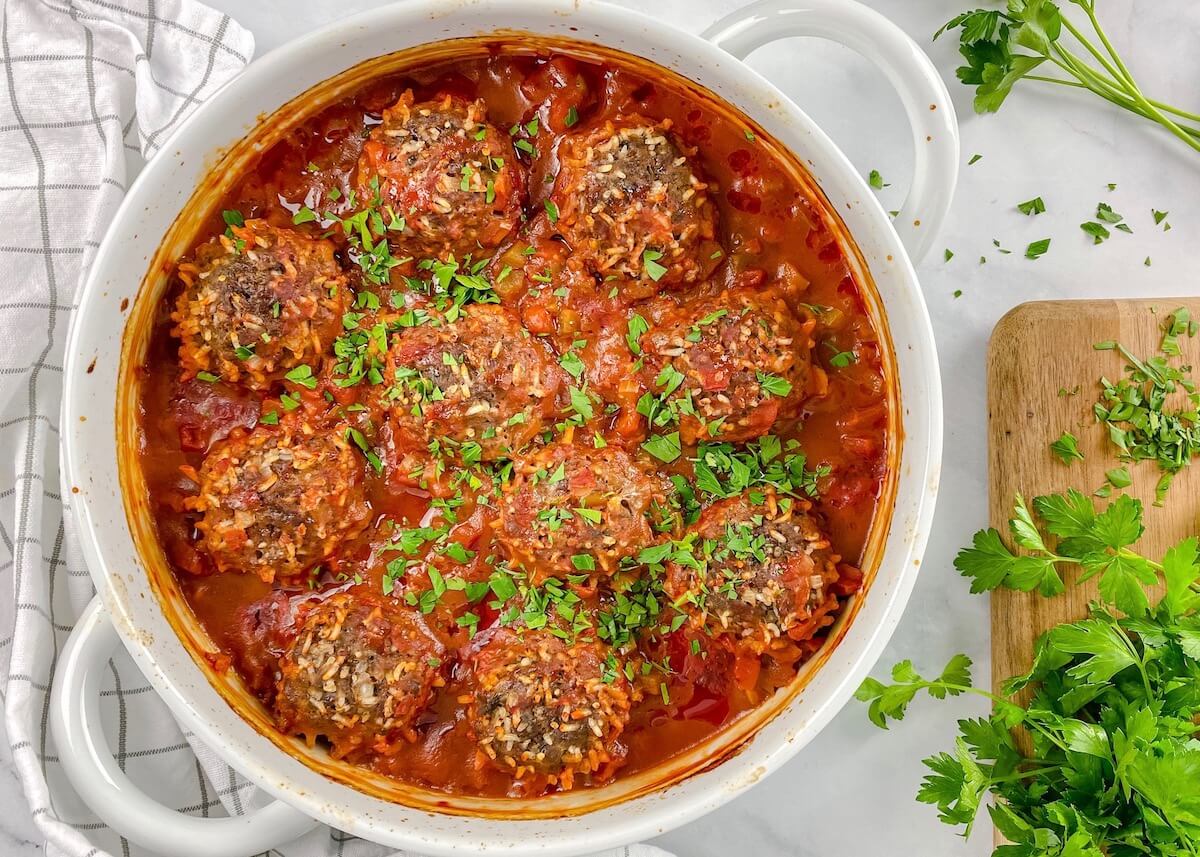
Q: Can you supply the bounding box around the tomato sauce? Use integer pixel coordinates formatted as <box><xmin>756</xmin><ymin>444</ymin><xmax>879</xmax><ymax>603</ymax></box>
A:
<box><xmin>137</xmin><ymin>44</ymin><xmax>890</xmax><ymax>799</ymax></box>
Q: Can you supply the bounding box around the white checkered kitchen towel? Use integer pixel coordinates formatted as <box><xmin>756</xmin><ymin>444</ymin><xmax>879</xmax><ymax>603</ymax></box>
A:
<box><xmin>0</xmin><ymin>2</ymin><xmax>675</xmax><ymax>856</ymax></box>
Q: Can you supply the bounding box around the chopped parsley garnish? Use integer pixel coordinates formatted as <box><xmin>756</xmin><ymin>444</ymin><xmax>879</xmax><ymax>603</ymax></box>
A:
<box><xmin>692</xmin><ymin>435</ymin><xmax>827</xmax><ymax>506</ymax></box>
<box><xmin>626</xmin><ymin>313</ymin><xmax>649</xmax><ymax>355</ymax></box>
<box><xmin>642</xmin><ymin>431</ymin><xmax>682</xmax><ymax>463</ymax></box>
<box><xmin>641</xmin><ymin>249</ymin><xmax>668</xmax><ymax>282</ymax></box>
<box><xmin>1080</xmin><ymin>221</ymin><xmax>1110</xmax><ymax>244</ymax></box>
<box><xmin>259</xmin><ymin>410</ymin><xmax>279</xmax><ymax>426</ymax></box>
<box><xmin>279</xmin><ymin>391</ymin><xmax>301</xmax><ymax>410</ymax></box>
<box><xmin>1093</xmin><ymin>308</ymin><xmax>1200</xmax><ymax>505</ymax></box>
<box><xmin>1049</xmin><ymin>430</ymin><xmax>1084</xmax><ymax>464</ymax></box>
<box><xmin>196</xmin><ymin>370</ymin><xmax>220</xmax><ymax>383</ymax></box>
<box><xmin>567</xmin><ymin>386</ymin><xmax>595</xmax><ymax>423</ymax></box>
<box><xmin>756</xmin><ymin>370</ymin><xmax>794</xmax><ymax>395</ymax></box>
<box><xmin>565</xmin><ymin>106</ymin><xmax>579</xmax><ymax>127</ymax></box>
<box><xmin>571</xmin><ymin>554</ymin><xmax>596</xmax><ymax>571</ymax></box>
<box><xmin>1081</xmin><ymin>201</ymin><xmax>1130</xmax><ymax>244</ymax></box>
<box><xmin>544</xmin><ymin>199</ymin><xmax>559</xmax><ymax>224</ymax></box>
<box><xmin>345</xmin><ymin>427</ymin><xmax>383</xmax><ymax>473</ymax></box>
<box><xmin>292</xmin><ymin>206</ymin><xmax>317</xmax><ymax>225</ymax></box>
<box><xmin>868</xmin><ymin>169</ymin><xmax>887</xmax><ymax>190</ymax></box>
<box><xmin>1016</xmin><ymin>196</ymin><xmax>1045</xmax><ymax>216</ymax></box>
<box><xmin>574</xmin><ymin>507</ymin><xmax>603</xmax><ymax>524</ymax></box>
<box><xmin>1024</xmin><ymin>238</ymin><xmax>1051</xmax><ymax>259</ymax></box>
<box><xmin>284</xmin><ymin>364</ymin><xmax>318</xmax><ymax>389</ymax></box>
<box><xmin>559</xmin><ymin>348</ymin><xmax>586</xmax><ymax>382</ymax></box>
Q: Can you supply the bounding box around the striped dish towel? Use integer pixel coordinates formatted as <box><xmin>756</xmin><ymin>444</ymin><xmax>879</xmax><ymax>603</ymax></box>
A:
<box><xmin>0</xmin><ymin>2</ymin><xmax>674</xmax><ymax>856</ymax></box>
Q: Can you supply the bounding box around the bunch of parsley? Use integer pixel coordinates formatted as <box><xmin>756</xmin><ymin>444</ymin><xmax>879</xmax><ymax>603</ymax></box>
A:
<box><xmin>857</xmin><ymin>491</ymin><xmax>1200</xmax><ymax>854</ymax></box>
<box><xmin>937</xmin><ymin>2</ymin><xmax>1200</xmax><ymax>154</ymax></box>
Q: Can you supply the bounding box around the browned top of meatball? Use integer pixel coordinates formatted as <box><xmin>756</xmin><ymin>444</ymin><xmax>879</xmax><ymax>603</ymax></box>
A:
<box><xmin>172</xmin><ymin>219</ymin><xmax>347</xmax><ymax>390</ymax></box>
<box><xmin>495</xmin><ymin>440</ymin><xmax>671</xmax><ymax>581</ymax></box>
<box><xmin>550</xmin><ymin>117</ymin><xmax>720</xmax><ymax>299</ymax></box>
<box><xmin>640</xmin><ymin>286</ymin><xmax>815</xmax><ymax>443</ymax></box>
<box><xmin>466</xmin><ymin>628</ymin><xmax>635</xmax><ymax>785</ymax></box>
<box><xmin>380</xmin><ymin>303</ymin><xmax>566</xmax><ymax>461</ymax></box>
<box><xmin>663</xmin><ymin>489</ymin><xmax>841</xmax><ymax>653</ymax></box>
<box><xmin>355</xmin><ymin>91</ymin><xmax>524</xmax><ymax>263</ymax></box>
<box><xmin>275</xmin><ymin>590</ymin><xmax>445</xmax><ymax>758</ymax></box>
<box><xmin>188</xmin><ymin>419</ymin><xmax>370</xmax><ymax>582</ymax></box>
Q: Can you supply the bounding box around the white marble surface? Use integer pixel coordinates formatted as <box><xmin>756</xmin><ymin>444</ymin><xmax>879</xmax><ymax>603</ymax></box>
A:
<box><xmin>4</xmin><ymin>1</ymin><xmax>1198</xmax><ymax>855</ymax></box>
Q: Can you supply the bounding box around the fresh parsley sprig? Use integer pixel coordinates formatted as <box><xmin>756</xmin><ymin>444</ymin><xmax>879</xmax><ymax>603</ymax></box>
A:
<box><xmin>937</xmin><ymin>3</ymin><xmax>1200</xmax><ymax>154</ymax></box>
<box><xmin>858</xmin><ymin>490</ymin><xmax>1200</xmax><ymax>853</ymax></box>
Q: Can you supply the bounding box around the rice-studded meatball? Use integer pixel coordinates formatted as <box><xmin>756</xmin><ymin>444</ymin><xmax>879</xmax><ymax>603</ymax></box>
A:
<box><xmin>356</xmin><ymin>92</ymin><xmax>523</xmax><ymax>262</ymax></box>
<box><xmin>663</xmin><ymin>490</ymin><xmax>842</xmax><ymax>653</ymax></box>
<box><xmin>381</xmin><ymin>304</ymin><xmax>564</xmax><ymax>460</ymax></box>
<box><xmin>467</xmin><ymin>629</ymin><xmax>634</xmax><ymax>786</ymax></box>
<box><xmin>172</xmin><ymin>220</ymin><xmax>347</xmax><ymax>389</ymax></box>
<box><xmin>275</xmin><ymin>591</ymin><xmax>444</xmax><ymax>757</ymax></box>
<box><xmin>190</xmin><ymin>421</ymin><xmax>370</xmax><ymax>582</ymax></box>
<box><xmin>640</xmin><ymin>287</ymin><xmax>813</xmax><ymax>443</ymax></box>
<box><xmin>496</xmin><ymin>441</ymin><xmax>670</xmax><ymax>581</ymax></box>
<box><xmin>551</xmin><ymin>117</ymin><xmax>720</xmax><ymax>299</ymax></box>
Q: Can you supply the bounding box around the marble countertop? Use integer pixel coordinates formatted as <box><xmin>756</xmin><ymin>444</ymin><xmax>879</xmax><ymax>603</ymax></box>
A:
<box><xmin>4</xmin><ymin>1</ymin><xmax>1197</xmax><ymax>855</ymax></box>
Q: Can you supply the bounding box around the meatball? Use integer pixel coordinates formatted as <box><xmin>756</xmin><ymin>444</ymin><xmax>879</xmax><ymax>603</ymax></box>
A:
<box><xmin>190</xmin><ymin>420</ymin><xmax>370</xmax><ymax>582</ymax></box>
<box><xmin>496</xmin><ymin>441</ymin><xmax>670</xmax><ymax>580</ymax></box>
<box><xmin>172</xmin><ymin>220</ymin><xmax>346</xmax><ymax>389</ymax></box>
<box><xmin>466</xmin><ymin>629</ymin><xmax>634</xmax><ymax>786</ymax></box>
<box><xmin>355</xmin><ymin>92</ymin><xmax>523</xmax><ymax>262</ymax></box>
<box><xmin>551</xmin><ymin>117</ymin><xmax>720</xmax><ymax>299</ymax></box>
<box><xmin>381</xmin><ymin>303</ymin><xmax>564</xmax><ymax>460</ymax></box>
<box><xmin>275</xmin><ymin>591</ymin><xmax>444</xmax><ymax>757</ymax></box>
<box><xmin>663</xmin><ymin>490</ymin><xmax>842</xmax><ymax>653</ymax></box>
<box><xmin>640</xmin><ymin>287</ymin><xmax>813</xmax><ymax>443</ymax></box>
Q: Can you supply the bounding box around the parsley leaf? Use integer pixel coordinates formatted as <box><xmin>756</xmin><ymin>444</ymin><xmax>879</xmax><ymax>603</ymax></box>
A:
<box><xmin>642</xmin><ymin>249</ymin><xmax>668</xmax><ymax>282</ymax></box>
<box><xmin>1016</xmin><ymin>197</ymin><xmax>1045</xmax><ymax>216</ymax></box>
<box><xmin>642</xmin><ymin>432</ymin><xmax>682</xmax><ymax>463</ymax></box>
<box><xmin>1050</xmin><ymin>430</ymin><xmax>1084</xmax><ymax>464</ymax></box>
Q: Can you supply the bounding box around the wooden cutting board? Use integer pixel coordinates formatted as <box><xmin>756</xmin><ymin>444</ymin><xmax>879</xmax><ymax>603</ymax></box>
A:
<box><xmin>987</xmin><ymin>298</ymin><xmax>1200</xmax><ymax>689</ymax></box>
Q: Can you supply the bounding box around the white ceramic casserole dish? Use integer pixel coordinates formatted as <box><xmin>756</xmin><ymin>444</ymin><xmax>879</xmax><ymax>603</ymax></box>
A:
<box><xmin>53</xmin><ymin>1</ymin><xmax>954</xmax><ymax>855</ymax></box>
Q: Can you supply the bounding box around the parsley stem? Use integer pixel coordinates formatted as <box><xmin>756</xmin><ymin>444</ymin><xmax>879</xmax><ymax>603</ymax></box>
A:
<box><xmin>1111</xmin><ymin>620</ymin><xmax>1154</xmax><ymax>698</ymax></box>
<box><xmin>1143</xmin><ymin>97</ymin><xmax>1200</xmax><ymax>126</ymax></box>
<box><xmin>1079</xmin><ymin>8</ymin><xmax>1137</xmax><ymax>92</ymax></box>
<box><xmin>1045</xmin><ymin>45</ymin><xmax>1200</xmax><ymax>152</ymax></box>
<box><xmin>1060</xmin><ymin>15</ymin><xmax>1128</xmax><ymax>90</ymax></box>
<box><xmin>986</xmin><ymin>764</ymin><xmax>1065</xmax><ymax>786</ymax></box>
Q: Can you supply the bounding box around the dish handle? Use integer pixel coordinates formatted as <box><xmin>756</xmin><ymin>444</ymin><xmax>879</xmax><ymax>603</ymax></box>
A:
<box><xmin>49</xmin><ymin>597</ymin><xmax>319</xmax><ymax>857</ymax></box>
<box><xmin>702</xmin><ymin>0</ymin><xmax>959</xmax><ymax>264</ymax></box>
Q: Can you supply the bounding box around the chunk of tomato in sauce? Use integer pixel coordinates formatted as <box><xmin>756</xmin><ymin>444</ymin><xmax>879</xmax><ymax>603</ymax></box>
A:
<box><xmin>171</xmin><ymin>380</ymin><xmax>260</xmax><ymax>453</ymax></box>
